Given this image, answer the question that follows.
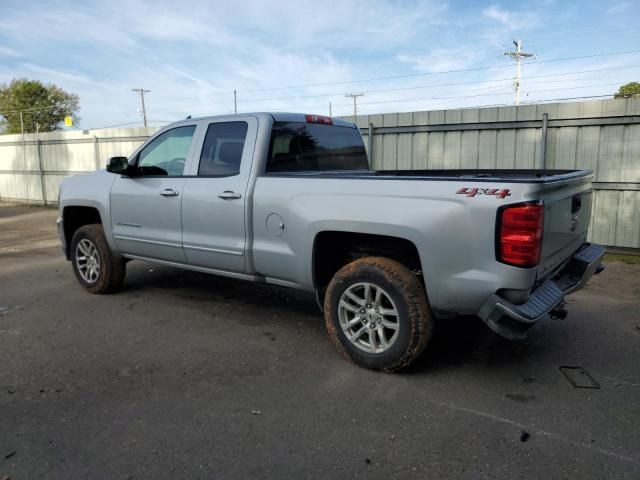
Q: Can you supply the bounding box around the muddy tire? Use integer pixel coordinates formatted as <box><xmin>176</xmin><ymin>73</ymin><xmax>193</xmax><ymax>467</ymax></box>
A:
<box><xmin>70</xmin><ymin>224</ymin><xmax>126</xmax><ymax>294</ymax></box>
<box><xmin>324</xmin><ymin>256</ymin><xmax>433</xmax><ymax>372</ymax></box>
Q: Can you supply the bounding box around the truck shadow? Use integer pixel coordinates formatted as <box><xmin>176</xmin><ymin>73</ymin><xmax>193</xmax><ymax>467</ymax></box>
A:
<box><xmin>123</xmin><ymin>262</ymin><xmax>321</xmax><ymax>319</ymax></box>
<box><xmin>122</xmin><ymin>262</ymin><xmax>557</xmax><ymax>374</ymax></box>
<box><xmin>406</xmin><ymin>313</ymin><xmax>565</xmax><ymax>376</ymax></box>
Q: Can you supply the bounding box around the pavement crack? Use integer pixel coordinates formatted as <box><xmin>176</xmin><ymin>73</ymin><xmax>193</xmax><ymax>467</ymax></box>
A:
<box><xmin>433</xmin><ymin>400</ymin><xmax>639</xmax><ymax>466</ymax></box>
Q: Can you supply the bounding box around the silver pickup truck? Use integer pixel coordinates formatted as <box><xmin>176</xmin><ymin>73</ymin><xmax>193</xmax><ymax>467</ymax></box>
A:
<box><xmin>57</xmin><ymin>112</ymin><xmax>604</xmax><ymax>371</ymax></box>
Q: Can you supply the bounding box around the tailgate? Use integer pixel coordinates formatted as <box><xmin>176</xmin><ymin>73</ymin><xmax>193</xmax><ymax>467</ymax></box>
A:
<box><xmin>537</xmin><ymin>176</ymin><xmax>593</xmax><ymax>280</ymax></box>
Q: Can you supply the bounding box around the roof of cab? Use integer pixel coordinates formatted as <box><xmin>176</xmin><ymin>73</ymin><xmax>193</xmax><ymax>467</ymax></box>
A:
<box><xmin>169</xmin><ymin>112</ymin><xmax>357</xmax><ymax>129</ymax></box>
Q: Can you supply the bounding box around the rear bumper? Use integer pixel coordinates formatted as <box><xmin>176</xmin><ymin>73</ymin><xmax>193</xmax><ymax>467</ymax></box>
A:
<box><xmin>478</xmin><ymin>243</ymin><xmax>605</xmax><ymax>340</ymax></box>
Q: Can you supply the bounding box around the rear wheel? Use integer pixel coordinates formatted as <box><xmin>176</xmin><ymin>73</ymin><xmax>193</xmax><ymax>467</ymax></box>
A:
<box><xmin>324</xmin><ymin>256</ymin><xmax>433</xmax><ymax>372</ymax></box>
<box><xmin>70</xmin><ymin>224</ymin><xmax>126</xmax><ymax>294</ymax></box>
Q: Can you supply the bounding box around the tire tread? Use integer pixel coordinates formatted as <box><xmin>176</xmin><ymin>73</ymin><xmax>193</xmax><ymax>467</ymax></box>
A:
<box><xmin>71</xmin><ymin>224</ymin><xmax>125</xmax><ymax>294</ymax></box>
<box><xmin>324</xmin><ymin>256</ymin><xmax>433</xmax><ymax>372</ymax></box>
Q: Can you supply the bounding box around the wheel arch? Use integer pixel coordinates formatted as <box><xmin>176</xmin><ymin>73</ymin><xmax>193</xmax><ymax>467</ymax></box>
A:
<box><xmin>62</xmin><ymin>205</ymin><xmax>103</xmax><ymax>259</ymax></box>
<box><xmin>312</xmin><ymin>230</ymin><xmax>424</xmax><ymax>300</ymax></box>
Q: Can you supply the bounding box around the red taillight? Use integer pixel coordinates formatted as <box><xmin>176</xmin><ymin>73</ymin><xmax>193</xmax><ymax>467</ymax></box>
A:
<box><xmin>305</xmin><ymin>114</ymin><xmax>333</xmax><ymax>125</ymax></box>
<box><xmin>498</xmin><ymin>204</ymin><xmax>544</xmax><ymax>267</ymax></box>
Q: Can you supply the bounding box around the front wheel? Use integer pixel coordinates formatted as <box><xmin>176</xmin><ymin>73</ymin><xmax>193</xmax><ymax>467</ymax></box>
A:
<box><xmin>324</xmin><ymin>257</ymin><xmax>433</xmax><ymax>372</ymax></box>
<box><xmin>70</xmin><ymin>224</ymin><xmax>126</xmax><ymax>294</ymax></box>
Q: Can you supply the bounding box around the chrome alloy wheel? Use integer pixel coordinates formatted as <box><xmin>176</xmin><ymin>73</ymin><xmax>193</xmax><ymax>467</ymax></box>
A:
<box><xmin>75</xmin><ymin>238</ymin><xmax>101</xmax><ymax>284</ymax></box>
<box><xmin>338</xmin><ymin>282</ymin><xmax>400</xmax><ymax>354</ymax></box>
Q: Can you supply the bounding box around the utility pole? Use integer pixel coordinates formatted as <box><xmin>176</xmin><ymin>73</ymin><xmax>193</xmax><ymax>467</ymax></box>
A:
<box><xmin>132</xmin><ymin>88</ymin><xmax>151</xmax><ymax>126</ymax></box>
<box><xmin>329</xmin><ymin>102</ymin><xmax>332</xmax><ymax>116</ymax></box>
<box><xmin>345</xmin><ymin>93</ymin><xmax>364</xmax><ymax>118</ymax></box>
<box><xmin>234</xmin><ymin>89</ymin><xmax>238</xmax><ymax>113</ymax></box>
<box><xmin>503</xmin><ymin>40</ymin><xmax>534</xmax><ymax>106</ymax></box>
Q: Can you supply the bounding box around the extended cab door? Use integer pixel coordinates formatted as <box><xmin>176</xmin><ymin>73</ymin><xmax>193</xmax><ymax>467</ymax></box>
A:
<box><xmin>110</xmin><ymin>124</ymin><xmax>199</xmax><ymax>262</ymax></box>
<box><xmin>181</xmin><ymin>116</ymin><xmax>258</xmax><ymax>272</ymax></box>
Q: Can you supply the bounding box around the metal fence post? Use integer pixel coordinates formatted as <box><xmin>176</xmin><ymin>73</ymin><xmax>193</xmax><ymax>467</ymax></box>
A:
<box><xmin>368</xmin><ymin>123</ymin><xmax>374</xmax><ymax>167</ymax></box>
<box><xmin>540</xmin><ymin>113</ymin><xmax>548</xmax><ymax>170</ymax></box>
<box><xmin>93</xmin><ymin>135</ymin><xmax>101</xmax><ymax>170</ymax></box>
<box><xmin>20</xmin><ymin>111</ymin><xmax>30</xmax><ymax>205</ymax></box>
<box><xmin>36</xmin><ymin>138</ymin><xmax>47</xmax><ymax>205</ymax></box>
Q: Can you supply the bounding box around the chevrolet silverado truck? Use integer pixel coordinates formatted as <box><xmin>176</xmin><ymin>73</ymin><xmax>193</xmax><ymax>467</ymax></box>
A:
<box><xmin>57</xmin><ymin>112</ymin><xmax>604</xmax><ymax>371</ymax></box>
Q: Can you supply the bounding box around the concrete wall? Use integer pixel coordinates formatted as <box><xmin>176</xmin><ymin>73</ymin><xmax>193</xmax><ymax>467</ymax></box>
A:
<box><xmin>1</xmin><ymin>99</ymin><xmax>639</xmax><ymax>248</ymax></box>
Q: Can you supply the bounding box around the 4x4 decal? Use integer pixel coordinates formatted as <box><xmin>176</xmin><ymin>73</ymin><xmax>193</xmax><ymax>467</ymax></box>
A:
<box><xmin>456</xmin><ymin>187</ymin><xmax>511</xmax><ymax>199</ymax></box>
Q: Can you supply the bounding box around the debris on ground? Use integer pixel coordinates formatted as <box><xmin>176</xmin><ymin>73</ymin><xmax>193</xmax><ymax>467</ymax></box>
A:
<box><xmin>4</xmin><ymin>451</ymin><xmax>16</xmax><ymax>459</ymax></box>
<box><xmin>559</xmin><ymin>366</ymin><xmax>600</xmax><ymax>389</ymax></box>
<box><xmin>520</xmin><ymin>431</ymin><xmax>530</xmax><ymax>442</ymax></box>
<box><xmin>251</xmin><ymin>409</ymin><xmax>261</xmax><ymax>415</ymax></box>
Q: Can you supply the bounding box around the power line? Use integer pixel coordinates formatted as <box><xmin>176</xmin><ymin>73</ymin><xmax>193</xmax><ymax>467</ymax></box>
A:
<box><xmin>354</xmin><ymin>94</ymin><xmax>616</xmax><ymax>116</ymax></box>
<box><xmin>246</xmin><ymin>81</ymin><xmax>622</xmax><ymax>113</ymax></box>
<box><xmin>89</xmin><ymin>120</ymin><xmax>172</xmax><ymax>130</ymax></box>
<box><xmin>353</xmin><ymin>82</ymin><xmax>623</xmax><ymax>107</ymax></box>
<box><xmin>238</xmin><ymin>49</ymin><xmax>640</xmax><ymax>93</ymax></box>
<box><xmin>0</xmin><ymin>104</ymin><xmax>62</xmax><ymax>115</ymax></box>
<box><xmin>157</xmin><ymin>64</ymin><xmax>640</xmax><ymax>107</ymax></box>
<box><xmin>170</xmin><ymin>90</ymin><xmax>619</xmax><ymax>120</ymax></box>
<box><xmin>132</xmin><ymin>88</ymin><xmax>151</xmax><ymax>127</ymax></box>
<box><xmin>459</xmin><ymin>94</ymin><xmax>615</xmax><ymax>109</ymax></box>
<box><xmin>166</xmin><ymin>70</ymin><xmax>634</xmax><ymax>115</ymax></box>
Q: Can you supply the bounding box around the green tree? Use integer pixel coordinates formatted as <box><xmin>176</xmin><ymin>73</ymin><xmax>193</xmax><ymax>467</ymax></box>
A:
<box><xmin>614</xmin><ymin>82</ymin><xmax>640</xmax><ymax>99</ymax></box>
<box><xmin>0</xmin><ymin>79</ymin><xmax>80</xmax><ymax>134</ymax></box>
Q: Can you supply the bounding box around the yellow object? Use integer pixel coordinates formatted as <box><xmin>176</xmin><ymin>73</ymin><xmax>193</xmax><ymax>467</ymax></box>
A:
<box><xmin>64</xmin><ymin>116</ymin><xmax>73</xmax><ymax>127</ymax></box>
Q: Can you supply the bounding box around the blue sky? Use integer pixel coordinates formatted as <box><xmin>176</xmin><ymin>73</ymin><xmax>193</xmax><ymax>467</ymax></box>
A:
<box><xmin>1</xmin><ymin>0</ymin><xmax>639</xmax><ymax>129</ymax></box>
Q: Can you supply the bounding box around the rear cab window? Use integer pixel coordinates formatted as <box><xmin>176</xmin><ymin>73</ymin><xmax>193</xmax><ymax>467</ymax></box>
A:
<box><xmin>266</xmin><ymin>122</ymin><xmax>368</xmax><ymax>173</ymax></box>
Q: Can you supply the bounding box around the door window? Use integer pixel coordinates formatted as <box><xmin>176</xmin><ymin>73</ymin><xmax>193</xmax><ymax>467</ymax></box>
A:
<box><xmin>136</xmin><ymin>125</ymin><xmax>196</xmax><ymax>176</ymax></box>
<box><xmin>198</xmin><ymin>122</ymin><xmax>248</xmax><ymax>176</ymax></box>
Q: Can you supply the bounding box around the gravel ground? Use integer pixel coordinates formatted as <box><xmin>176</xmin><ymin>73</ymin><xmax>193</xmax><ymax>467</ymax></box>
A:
<box><xmin>1</xmin><ymin>204</ymin><xmax>639</xmax><ymax>479</ymax></box>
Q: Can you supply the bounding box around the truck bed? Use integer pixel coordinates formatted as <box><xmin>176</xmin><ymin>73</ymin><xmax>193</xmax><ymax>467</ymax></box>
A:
<box><xmin>374</xmin><ymin>169</ymin><xmax>590</xmax><ymax>183</ymax></box>
<box><xmin>266</xmin><ymin>169</ymin><xmax>592</xmax><ymax>184</ymax></box>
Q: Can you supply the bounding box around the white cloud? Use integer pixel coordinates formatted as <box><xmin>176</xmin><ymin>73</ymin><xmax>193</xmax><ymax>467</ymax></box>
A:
<box><xmin>397</xmin><ymin>48</ymin><xmax>484</xmax><ymax>73</ymax></box>
<box><xmin>18</xmin><ymin>63</ymin><xmax>111</xmax><ymax>88</ymax></box>
<box><xmin>482</xmin><ymin>4</ymin><xmax>537</xmax><ymax>31</ymax></box>
<box><xmin>0</xmin><ymin>46</ymin><xmax>21</xmax><ymax>58</ymax></box>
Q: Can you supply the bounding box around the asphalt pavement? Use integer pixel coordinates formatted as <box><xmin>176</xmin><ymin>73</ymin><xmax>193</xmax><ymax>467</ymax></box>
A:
<box><xmin>1</xmin><ymin>204</ymin><xmax>639</xmax><ymax>479</ymax></box>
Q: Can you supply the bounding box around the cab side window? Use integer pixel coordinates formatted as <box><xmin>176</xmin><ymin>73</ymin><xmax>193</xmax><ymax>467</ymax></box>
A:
<box><xmin>136</xmin><ymin>126</ymin><xmax>196</xmax><ymax>176</ymax></box>
<box><xmin>198</xmin><ymin>122</ymin><xmax>248</xmax><ymax>176</ymax></box>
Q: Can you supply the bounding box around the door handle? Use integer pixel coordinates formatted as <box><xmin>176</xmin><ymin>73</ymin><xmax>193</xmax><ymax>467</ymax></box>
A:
<box><xmin>160</xmin><ymin>189</ymin><xmax>179</xmax><ymax>197</ymax></box>
<box><xmin>218</xmin><ymin>191</ymin><xmax>242</xmax><ymax>200</ymax></box>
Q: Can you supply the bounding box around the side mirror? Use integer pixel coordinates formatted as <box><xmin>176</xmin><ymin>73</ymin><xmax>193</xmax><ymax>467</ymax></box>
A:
<box><xmin>106</xmin><ymin>156</ymin><xmax>130</xmax><ymax>175</ymax></box>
